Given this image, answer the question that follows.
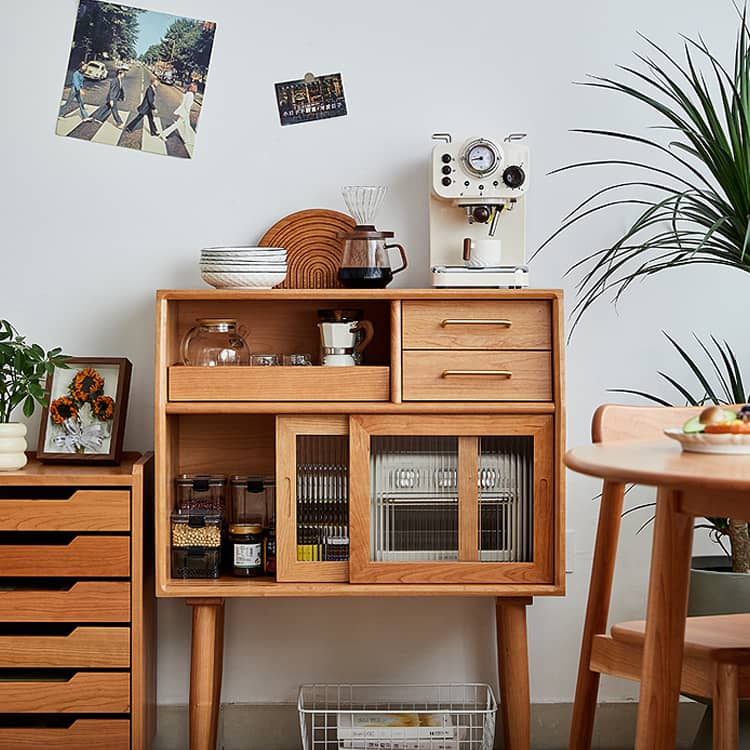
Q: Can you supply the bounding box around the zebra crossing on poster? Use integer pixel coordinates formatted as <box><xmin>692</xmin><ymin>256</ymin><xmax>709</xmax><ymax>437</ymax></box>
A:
<box><xmin>56</xmin><ymin>103</ymin><xmax>167</xmax><ymax>155</ymax></box>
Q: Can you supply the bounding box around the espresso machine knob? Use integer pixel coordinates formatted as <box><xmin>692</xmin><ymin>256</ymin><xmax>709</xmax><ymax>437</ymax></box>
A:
<box><xmin>471</xmin><ymin>205</ymin><xmax>492</xmax><ymax>223</ymax></box>
<box><xmin>502</xmin><ymin>165</ymin><xmax>526</xmax><ymax>189</ymax></box>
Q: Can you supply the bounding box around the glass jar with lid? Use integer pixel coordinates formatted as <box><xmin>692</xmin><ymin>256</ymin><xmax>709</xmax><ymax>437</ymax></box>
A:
<box><xmin>229</xmin><ymin>523</ymin><xmax>264</xmax><ymax>577</ymax></box>
<box><xmin>175</xmin><ymin>474</ymin><xmax>227</xmax><ymax>514</ymax></box>
<box><xmin>180</xmin><ymin>318</ymin><xmax>250</xmax><ymax>366</ymax></box>
<box><xmin>230</xmin><ymin>475</ymin><xmax>275</xmax><ymax>526</ymax></box>
<box><xmin>171</xmin><ymin>511</ymin><xmax>223</xmax><ymax>578</ymax></box>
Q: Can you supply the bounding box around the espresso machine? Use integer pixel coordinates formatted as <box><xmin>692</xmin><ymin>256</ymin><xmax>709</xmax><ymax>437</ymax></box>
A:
<box><xmin>429</xmin><ymin>133</ymin><xmax>529</xmax><ymax>287</ymax></box>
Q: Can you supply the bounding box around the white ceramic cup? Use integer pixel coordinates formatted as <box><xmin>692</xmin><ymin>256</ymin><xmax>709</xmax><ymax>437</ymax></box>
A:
<box><xmin>463</xmin><ymin>239</ymin><xmax>502</xmax><ymax>268</ymax></box>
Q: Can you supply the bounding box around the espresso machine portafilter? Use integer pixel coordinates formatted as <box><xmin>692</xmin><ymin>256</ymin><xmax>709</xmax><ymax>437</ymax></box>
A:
<box><xmin>429</xmin><ymin>133</ymin><xmax>530</xmax><ymax>287</ymax></box>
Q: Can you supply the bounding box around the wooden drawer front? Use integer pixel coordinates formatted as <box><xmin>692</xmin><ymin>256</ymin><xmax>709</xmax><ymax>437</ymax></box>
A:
<box><xmin>169</xmin><ymin>365</ymin><xmax>390</xmax><ymax>401</ymax></box>
<box><xmin>402</xmin><ymin>300</ymin><xmax>552</xmax><ymax>350</ymax></box>
<box><xmin>0</xmin><ymin>536</ymin><xmax>129</xmax><ymax>577</ymax></box>
<box><xmin>0</xmin><ymin>627</ymin><xmax>130</xmax><ymax>668</ymax></box>
<box><xmin>0</xmin><ymin>672</ymin><xmax>129</xmax><ymax>713</ymax></box>
<box><xmin>0</xmin><ymin>582</ymin><xmax>130</xmax><ymax>622</ymax></box>
<box><xmin>0</xmin><ymin>719</ymin><xmax>129</xmax><ymax>750</ymax></box>
<box><xmin>403</xmin><ymin>351</ymin><xmax>552</xmax><ymax>401</ymax></box>
<box><xmin>0</xmin><ymin>490</ymin><xmax>130</xmax><ymax>532</ymax></box>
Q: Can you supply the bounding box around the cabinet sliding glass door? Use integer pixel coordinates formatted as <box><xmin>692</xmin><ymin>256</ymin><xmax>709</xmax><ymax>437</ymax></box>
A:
<box><xmin>349</xmin><ymin>415</ymin><xmax>554</xmax><ymax>584</ymax></box>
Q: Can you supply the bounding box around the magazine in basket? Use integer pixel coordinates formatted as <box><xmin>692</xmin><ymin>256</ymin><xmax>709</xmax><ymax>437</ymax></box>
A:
<box><xmin>337</xmin><ymin>711</ymin><xmax>460</xmax><ymax>749</ymax></box>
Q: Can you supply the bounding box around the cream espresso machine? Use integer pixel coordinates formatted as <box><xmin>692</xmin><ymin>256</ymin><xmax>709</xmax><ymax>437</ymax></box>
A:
<box><xmin>430</xmin><ymin>133</ymin><xmax>529</xmax><ymax>287</ymax></box>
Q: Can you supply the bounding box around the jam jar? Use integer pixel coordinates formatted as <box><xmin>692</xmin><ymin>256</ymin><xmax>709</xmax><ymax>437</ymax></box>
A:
<box><xmin>229</xmin><ymin>523</ymin><xmax>264</xmax><ymax>577</ymax></box>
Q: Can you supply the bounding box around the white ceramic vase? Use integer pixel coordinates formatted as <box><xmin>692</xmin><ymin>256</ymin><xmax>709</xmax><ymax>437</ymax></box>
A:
<box><xmin>0</xmin><ymin>423</ymin><xmax>28</xmax><ymax>471</ymax></box>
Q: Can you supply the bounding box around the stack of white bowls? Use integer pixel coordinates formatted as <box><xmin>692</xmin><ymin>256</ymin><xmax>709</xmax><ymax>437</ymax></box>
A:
<box><xmin>200</xmin><ymin>247</ymin><xmax>287</xmax><ymax>289</ymax></box>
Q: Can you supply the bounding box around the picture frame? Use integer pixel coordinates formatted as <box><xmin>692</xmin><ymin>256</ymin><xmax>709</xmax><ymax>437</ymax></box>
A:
<box><xmin>37</xmin><ymin>357</ymin><xmax>132</xmax><ymax>464</ymax></box>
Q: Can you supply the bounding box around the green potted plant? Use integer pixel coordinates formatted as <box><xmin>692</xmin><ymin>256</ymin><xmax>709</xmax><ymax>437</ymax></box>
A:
<box><xmin>0</xmin><ymin>320</ymin><xmax>68</xmax><ymax>470</ymax></box>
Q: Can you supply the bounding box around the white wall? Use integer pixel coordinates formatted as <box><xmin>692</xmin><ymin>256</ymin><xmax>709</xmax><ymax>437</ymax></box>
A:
<box><xmin>2</xmin><ymin>0</ymin><xmax>747</xmax><ymax>705</ymax></box>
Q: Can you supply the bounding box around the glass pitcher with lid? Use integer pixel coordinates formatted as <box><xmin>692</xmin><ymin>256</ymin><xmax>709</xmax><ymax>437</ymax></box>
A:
<box><xmin>180</xmin><ymin>319</ymin><xmax>250</xmax><ymax>366</ymax></box>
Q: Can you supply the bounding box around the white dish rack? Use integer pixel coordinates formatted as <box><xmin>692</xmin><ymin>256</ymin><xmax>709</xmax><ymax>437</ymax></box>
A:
<box><xmin>298</xmin><ymin>683</ymin><xmax>497</xmax><ymax>750</ymax></box>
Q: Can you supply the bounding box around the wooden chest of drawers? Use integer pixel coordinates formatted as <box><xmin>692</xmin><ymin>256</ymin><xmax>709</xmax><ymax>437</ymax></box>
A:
<box><xmin>0</xmin><ymin>454</ymin><xmax>155</xmax><ymax>750</ymax></box>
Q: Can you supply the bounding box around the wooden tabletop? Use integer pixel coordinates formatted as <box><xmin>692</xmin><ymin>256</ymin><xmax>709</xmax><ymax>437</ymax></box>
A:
<box><xmin>565</xmin><ymin>440</ymin><xmax>750</xmax><ymax>493</ymax></box>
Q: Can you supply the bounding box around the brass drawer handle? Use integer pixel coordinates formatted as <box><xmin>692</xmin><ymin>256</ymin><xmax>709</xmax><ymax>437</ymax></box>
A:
<box><xmin>441</xmin><ymin>370</ymin><xmax>512</xmax><ymax>378</ymax></box>
<box><xmin>440</xmin><ymin>318</ymin><xmax>512</xmax><ymax>327</ymax></box>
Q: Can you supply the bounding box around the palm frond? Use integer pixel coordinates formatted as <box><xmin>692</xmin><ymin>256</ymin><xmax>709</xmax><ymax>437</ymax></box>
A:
<box><xmin>539</xmin><ymin>14</ymin><xmax>750</xmax><ymax>328</ymax></box>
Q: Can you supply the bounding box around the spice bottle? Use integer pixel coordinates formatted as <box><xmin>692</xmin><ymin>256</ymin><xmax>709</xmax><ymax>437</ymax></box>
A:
<box><xmin>264</xmin><ymin>527</ymin><xmax>276</xmax><ymax>577</ymax></box>
<box><xmin>229</xmin><ymin>523</ymin><xmax>263</xmax><ymax>577</ymax></box>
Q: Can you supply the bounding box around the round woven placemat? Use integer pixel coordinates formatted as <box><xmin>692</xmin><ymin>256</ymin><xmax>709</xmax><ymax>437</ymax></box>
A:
<box><xmin>259</xmin><ymin>208</ymin><xmax>356</xmax><ymax>289</ymax></box>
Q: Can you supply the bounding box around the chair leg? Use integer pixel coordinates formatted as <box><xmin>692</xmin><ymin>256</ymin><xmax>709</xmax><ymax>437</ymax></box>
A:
<box><xmin>569</xmin><ymin>481</ymin><xmax>625</xmax><ymax>750</ymax></box>
<box><xmin>713</xmin><ymin>663</ymin><xmax>739</xmax><ymax>750</ymax></box>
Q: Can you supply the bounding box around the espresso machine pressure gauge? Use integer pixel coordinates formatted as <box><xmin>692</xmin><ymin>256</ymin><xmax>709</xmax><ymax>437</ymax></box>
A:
<box><xmin>463</xmin><ymin>139</ymin><xmax>501</xmax><ymax>177</ymax></box>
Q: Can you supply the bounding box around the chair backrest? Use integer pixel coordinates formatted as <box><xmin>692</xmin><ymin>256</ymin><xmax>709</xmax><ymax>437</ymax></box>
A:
<box><xmin>592</xmin><ymin>404</ymin><xmax>704</xmax><ymax>444</ymax></box>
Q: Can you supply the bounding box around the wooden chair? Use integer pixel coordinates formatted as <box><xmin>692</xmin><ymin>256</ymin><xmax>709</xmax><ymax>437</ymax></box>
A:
<box><xmin>569</xmin><ymin>404</ymin><xmax>750</xmax><ymax>750</ymax></box>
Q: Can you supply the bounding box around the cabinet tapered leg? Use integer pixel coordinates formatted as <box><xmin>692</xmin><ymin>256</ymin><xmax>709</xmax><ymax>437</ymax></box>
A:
<box><xmin>188</xmin><ymin>599</ymin><xmax>225</xmax><ymax>750</ymax></box>
<box><xmin>496</xmin><ymin>597</ymin><xmax>531</xmax><ymax>750</ymax></box>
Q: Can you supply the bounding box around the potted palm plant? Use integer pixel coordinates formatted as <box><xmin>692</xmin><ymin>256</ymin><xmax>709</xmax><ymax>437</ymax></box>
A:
<box><xmin>0</xmin><ymin>320</ymin><xmax>68</xmax><ymax>470</ymax></box>
<box><xmin>539</xmin><ymin>13</ymin><xmax>750</xmax><ymax>604</ymax></box>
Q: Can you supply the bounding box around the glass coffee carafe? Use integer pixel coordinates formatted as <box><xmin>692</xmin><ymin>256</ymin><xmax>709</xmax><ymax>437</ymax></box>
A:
<box><xmin>337</xmin><ymin>186</ymin><xmax>407</xmax><ymax>288</ymax></box>
<box><xmin>180</xmin><ymin>318</ymin><xmax>250</xmax><ymax>366</ymax></box>
<box><xmin>337</xmin><ymin>228</ymin><xmax>407</xmax><ymax>288</ymax></box>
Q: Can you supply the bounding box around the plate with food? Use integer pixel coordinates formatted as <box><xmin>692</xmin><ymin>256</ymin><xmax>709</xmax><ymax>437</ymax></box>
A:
<box><xmin>664</xmin><ymin>405</ymin><xmax>750</xmax><ymax>454</ymax></box>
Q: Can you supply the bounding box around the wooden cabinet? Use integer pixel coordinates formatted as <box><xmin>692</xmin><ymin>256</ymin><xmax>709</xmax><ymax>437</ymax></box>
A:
<box><xmin>0</xmin><ymin>455</ymin><xmax>155</xmax><ymax>750</ymax></box>
<box><xmin>155</xmin><ymin>288</ymin><xmax>564</xmax><ymax>750</ymax></box>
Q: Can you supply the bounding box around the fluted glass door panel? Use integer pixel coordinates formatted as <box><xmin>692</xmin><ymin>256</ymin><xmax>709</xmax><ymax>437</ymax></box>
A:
<box><xmin>370</xmin><ymin>436</ymin><xmax>459</xmax><ymax>562</ymax></box>
<box><xmin>478</xmin><ymin>436</ymin><xmax>533</xmax><ymax>563</ymax></box>
<box><xmin>296</xmin><ymin>435</ymin><xmax>349</xmax><ymax>563</ymax></box>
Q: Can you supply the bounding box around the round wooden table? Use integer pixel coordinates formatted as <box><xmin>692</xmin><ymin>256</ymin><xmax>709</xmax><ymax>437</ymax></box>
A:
<box><xmin>565</xmin><ymin>439</ymin><xmax>750</xmax><ymax>749</ymax></box>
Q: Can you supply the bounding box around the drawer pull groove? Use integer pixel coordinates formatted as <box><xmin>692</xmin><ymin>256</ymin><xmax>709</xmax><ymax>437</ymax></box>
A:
<box><xmin>440</xmin><ymin>318</ymin><xmax>512</xmax><ymax>327</ymax></box>
<box><xmin>441</xmin><ymin>370</ymin><xmax>513</xmax><ymax>378</ymax></box>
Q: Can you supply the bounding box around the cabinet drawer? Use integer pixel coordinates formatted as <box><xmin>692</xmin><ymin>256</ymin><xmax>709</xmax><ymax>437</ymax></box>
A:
<box><xmin>0</xmin><ymin>627</ymin><xmax>130</xmax><ymax>668</ymax></box>
<box><xmin>0</xmin><ymin>719</ymin><xmax>129</xmax><ymax>750</ymax></box>
<box><xmin>0</xmin><ymin>582</ymin><xmax>130</xmax><ymax>622</ymax></box>
<box><xmin>0</xmin><ymin>536</ymin><xmax>129</xmax><ymax>577</ymax></box>
<box><xmin>0</xmin><ymin>490</ymin><xmax>130</xmax><ymax>532</ymax></box>
<box><xmin>402</xmin><ymin>300</ymin><xmax>551</xmax><ymax>350</ymax></box>
<box><xmin>169</xmin><ymin>365</ymin><xmax>390</xmax><ymax>401</ymax></box>
<box><xmin>403</xmin><ymin>351</ymin><xmax>552</xmax><ymax>401</ymax></box>
<box><xmin>0</xmin><ymin>672</ymin><xmax>129</xmax><ymax>713</ymax></box>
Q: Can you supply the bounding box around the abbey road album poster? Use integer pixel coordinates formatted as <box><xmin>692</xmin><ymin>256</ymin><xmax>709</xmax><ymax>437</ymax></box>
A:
<box><xmin>56</xmin><ymin>1</ymin><xmax>217</xmax><ymax>159</ymax></box>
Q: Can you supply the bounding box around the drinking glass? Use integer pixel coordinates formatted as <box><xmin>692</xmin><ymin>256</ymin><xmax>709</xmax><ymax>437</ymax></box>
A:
<box><xmin>251</xmin><ymin>353</ymin><xmax>279</xmax><ymax>366</ymax></box>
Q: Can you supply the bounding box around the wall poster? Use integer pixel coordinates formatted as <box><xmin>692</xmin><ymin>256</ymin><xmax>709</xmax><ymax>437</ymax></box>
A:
<box><xmin>56</xmin><ymin>0</ymin><xmax>217</xmax><ymax>159</ymax></box>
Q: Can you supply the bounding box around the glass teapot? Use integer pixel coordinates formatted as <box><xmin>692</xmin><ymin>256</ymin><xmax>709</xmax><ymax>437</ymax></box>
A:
<box><xmin>180</xmin><ymin>319</ymin><xmax>250</xmax><ymax>366</ymax></box>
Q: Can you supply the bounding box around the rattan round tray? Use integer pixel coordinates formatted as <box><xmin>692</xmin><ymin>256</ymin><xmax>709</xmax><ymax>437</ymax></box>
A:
<box><xmin>259</xmin><ymin>208</ymin><xmax>356</xmax><ymax>289</ymax></box>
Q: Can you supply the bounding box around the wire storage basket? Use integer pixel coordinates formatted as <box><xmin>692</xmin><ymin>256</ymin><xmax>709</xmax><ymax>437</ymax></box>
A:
<box><xmin>298</xmin><ymin>683</ymin><xmax>497</xmax><ymax>750</ymax></box>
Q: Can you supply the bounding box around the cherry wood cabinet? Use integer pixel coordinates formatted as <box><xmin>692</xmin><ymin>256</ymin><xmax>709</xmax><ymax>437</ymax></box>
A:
<box><xmin>0</xmin><ymin>455</ymin><xmax>155</xmax><ymax>750</ymax></box>
<box><xmin>155</xmin><ymin>288</ymin><xmax>565</xmax><ymax>750</ymax></box>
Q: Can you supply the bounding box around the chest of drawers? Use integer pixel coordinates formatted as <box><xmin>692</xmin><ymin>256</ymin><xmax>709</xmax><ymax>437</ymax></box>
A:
<box><xmin>0</xmin><ymin>454</ymin><xmax>155</xmax><ymax>750</ymax></box>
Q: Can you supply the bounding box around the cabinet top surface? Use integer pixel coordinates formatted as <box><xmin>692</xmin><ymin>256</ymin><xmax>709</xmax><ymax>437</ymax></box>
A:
<box><xmin>157</xmin><ymin>288</ymin><xmax>563</xmax><ymax>301</ymax></box>
<box><xmin>0</xmin><ymin>452</ymin><xmax>146</xmax><ymax>485</ymax></box>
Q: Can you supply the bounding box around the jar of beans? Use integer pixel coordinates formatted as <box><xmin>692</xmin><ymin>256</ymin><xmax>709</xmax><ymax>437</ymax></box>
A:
<box><xmin>171</xmin><ymin>511</ymin><xmax>223</xmax><ymax>578</ymax></box>
<box><xmin>175</xmin><ymin>474</ymin><xmax>226</xmax><ymax>514</ymax></box>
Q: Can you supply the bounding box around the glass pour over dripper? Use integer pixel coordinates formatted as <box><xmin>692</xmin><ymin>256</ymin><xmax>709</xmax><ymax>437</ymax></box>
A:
<box><xmin>342</xmin><ymin>186</ymin><xmax>387</xmax><ymax>228</ymax></box>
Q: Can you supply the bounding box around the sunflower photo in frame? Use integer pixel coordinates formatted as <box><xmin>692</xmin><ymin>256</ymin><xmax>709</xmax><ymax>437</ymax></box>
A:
<box><xmin>37</xmin><ymin>357</ymin><xmax>132</xmax><ymax>464</ymax></box>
